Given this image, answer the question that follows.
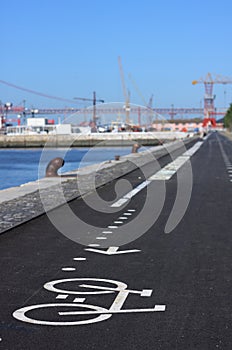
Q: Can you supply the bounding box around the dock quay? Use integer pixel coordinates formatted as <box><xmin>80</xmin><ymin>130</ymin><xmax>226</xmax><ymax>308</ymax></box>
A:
<box><xmin>0</xmin><ymin>136</ymin><xmax>196</xmax><ymax>234</ymax></box>
<box><xmin>0</xmin><ymin>131</ymin><xmax>191</xmax><ymax>148</ymax></box>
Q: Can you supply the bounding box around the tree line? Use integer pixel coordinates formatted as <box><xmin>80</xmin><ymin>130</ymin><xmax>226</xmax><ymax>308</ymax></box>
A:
<box><xmin>224</xmin><ymin>104</ymin><xmax>232</xmax><ymax>131</ymax></box>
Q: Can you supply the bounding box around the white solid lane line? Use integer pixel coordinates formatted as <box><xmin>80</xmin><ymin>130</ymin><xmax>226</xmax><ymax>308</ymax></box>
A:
<box><xmin>110</xmin><ymin>141</ymin><xmax>204</xmax><ymax>208</ymax></box>
<box><xmin>111</xmin><ymin>181</ymin><xmax>150</xmax><ymax>208</ymax></box>
<box><xmin>149</xmin><ymin>141</ymin><xmax>203</xmax><ymax>180</ymax></box>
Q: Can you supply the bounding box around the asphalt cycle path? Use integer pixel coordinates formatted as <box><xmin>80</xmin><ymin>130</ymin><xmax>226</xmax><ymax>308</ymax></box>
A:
<box><xmin>0</xmin><ymin>132</ymin><xmax>231</xmax><ymax>349</ymax></box>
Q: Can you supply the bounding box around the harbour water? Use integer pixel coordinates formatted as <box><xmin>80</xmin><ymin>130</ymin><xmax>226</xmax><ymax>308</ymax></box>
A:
<box><xmin>0</xmin><ymin>146</ymin><xmax>134</xmax><ymax>191</ymax></box>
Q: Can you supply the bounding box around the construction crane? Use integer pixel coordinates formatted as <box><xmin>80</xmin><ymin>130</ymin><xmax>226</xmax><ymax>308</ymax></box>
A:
<box><xmin>0</xmin><ymin>79</ymin><xmax>104</xmax><ymax>125</ymax></box>
<box><xmin>128</xmin><ymin>73</ymin><xmax>154</xmax><ymax>126</ymax></box>
<box><xmin>192</xmin><ymin>73</ymin><xmax>232</xmax><ymax>117</ymax></box>
<box><xmin>74</xmin><ymin>91</ymin><xmax>104</xmax><ymax>125</ymax></box>
<box><xmin>118</xmin><ymin>56</ymin><xmax>130</xmax><ymax>124</ymax></box>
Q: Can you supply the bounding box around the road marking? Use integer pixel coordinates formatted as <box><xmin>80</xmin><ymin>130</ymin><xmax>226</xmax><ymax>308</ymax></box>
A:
<box><xmin>102</xmin><ymin>231</ymin><xmax>113</xmax><ymax>234</ymax></box>
<box><xmin>59</xmin><ymin>305</ymin><xmax>166</xmax><ymax>316</ymax></box>
<box><xmin>114</xmin><ymin>221</ymin><xmax>123</xmax><ymax>224</ymax></box>
<box><xmin>73</xmin><ymin>257</ymin><xmax>86</xmax><ymax>261</ymax></box>
<box><xmin>141</xmin><ymin>289</ymin><xmax>153</xmax><ymax>297</ymax></box>
<box><xmin>111</xmin><ymin>180</ymin><xmax>150</xmax><ymax>208</ymax></box>
<box><xmin>56</xmin><ymin>294</ymin><xmax>69</xmax><ymax>299</ymax></box>
<box><xmin>62</xmin><ymin>268</ymin><xmax>76</xmax><ymax>272</ymax></box>
<box><xmin>127</xmin><ymin>209</ymin><xmax>136</xmax><ymax>212</ymax></box>
<box><xmin>119</xmin><ymin>217</ymin><xmax>128</xmax><ymax>220</ymax></box>
<box><xmin>111</xmin><ymin>198</ymin><xmax>128</xmax><ymax>207</ymax></box>
<box><xmin>154</xmin><ymin>305</ymin><xmax>166</xmax><ymax>311</ymax></box>
<box><xmin>13</xmin><ymin>278</ymin><xmax>165</xmax><ymax>326</ymax></box>
<box><xmin>108</xmin><ymin>226</ymin><xmax>118</xmax><ymax>229</ymax></box>
<box><xmin>123</xmin><ymin>213</ymin><xmax>132</xmax><ymax>216</ymax></box>
<box><xmin>73</xmin><ymin>298</ymin><xmax>86</xmax><ymax>303</ymax></box>
<box><xmin>88</xmin><ymin>244</ymin><xmax>100</xmax><ymax>247</ymax></box>
<box><xmin>96</xmin><ymin>237</ymin><xmax>107</xmax><ymax>240</ymax></box>
<box><xmin>110</xmin><ymin>141</ymin><xmax>203</xmax><ymax>208</ymax></box>
<box><xmin>149</xmin><ymin>141</ymin><xmax>203</xmax><ymax>180</ymax></box>
<box><xmin>13</xmin><ymin>303</ymin><xmax>111</xmax><ymax>326</ymax></box>
<box><xmin>85</xmin><ymin>246</ymin><xmax>141</xmax><ymax>255</ymax></box>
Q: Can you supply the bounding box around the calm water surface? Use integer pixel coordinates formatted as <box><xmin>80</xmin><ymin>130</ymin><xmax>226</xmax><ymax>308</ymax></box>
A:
<box><xmin>0</xmin><ymin>147</ymin><xmax>133</xmax><ymax>190</ymax></box>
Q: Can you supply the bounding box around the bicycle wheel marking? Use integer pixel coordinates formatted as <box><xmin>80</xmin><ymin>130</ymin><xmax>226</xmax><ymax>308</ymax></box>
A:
<box><xmin>44</xmin><ymin>278</ymin><xmax>128</xmax><ymax>295</ymax></box>
<box><xmin>13</xmin><ymin>303</ymin><xmax>111</xmax><ymax>326</ymax></box>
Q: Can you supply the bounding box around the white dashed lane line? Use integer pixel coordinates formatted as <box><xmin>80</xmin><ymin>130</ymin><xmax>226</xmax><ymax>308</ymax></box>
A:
<box><xmin>62</xmin><ymin>267</ymin><xmax>76</xmax><ymax>271</ymax></box>
<box><xmin>56</xmin><ymin>294</ymin><xmax>68</xmax><ymax>299</ymax></box>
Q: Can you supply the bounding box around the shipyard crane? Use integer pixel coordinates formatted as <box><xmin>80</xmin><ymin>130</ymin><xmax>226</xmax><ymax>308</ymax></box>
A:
<box><xmin>118</xmin><ymin>56</ymin><xmax>130</xmax><ymax>124</ymax></box>
<box><xmin>192</xmin><ymin>73</ymin><xmax>232</xmax><ymax>117</ymax></box>
<box><xmin>74</xmin><ymin>91</ymin><xmax>104</xmax><ymax>125</ymax></box>
<box><xmin>128</xmin><ymin>73</ymin><xmax>154</xmax><ymax>126</ymax></box>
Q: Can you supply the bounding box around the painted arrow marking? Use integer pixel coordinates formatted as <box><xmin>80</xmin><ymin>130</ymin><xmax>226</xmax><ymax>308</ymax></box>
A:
<box><xmin>85</xmin><ymin>246</ymin><xmax>141</xmax><ymax>255</ymax></box>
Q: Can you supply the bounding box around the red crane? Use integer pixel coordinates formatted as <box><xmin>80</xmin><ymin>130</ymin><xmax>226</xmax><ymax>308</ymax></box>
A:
<box><xmin>192</xmin><ymin>73</ymin><xmax>232</xmax><ymax>117</ymax></box>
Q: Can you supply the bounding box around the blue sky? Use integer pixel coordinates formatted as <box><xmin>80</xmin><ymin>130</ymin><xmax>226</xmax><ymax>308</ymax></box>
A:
<box><xmin>1</xmin><ymin>0</ymin><xmax>232</xmax><ymax>112</ymax></box>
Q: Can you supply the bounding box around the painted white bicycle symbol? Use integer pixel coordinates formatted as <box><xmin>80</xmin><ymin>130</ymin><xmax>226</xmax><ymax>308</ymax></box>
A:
<box><xmin>13</xmin><ymin>278</ymin><xmax>165</xmax><ymax>326</ymax></box>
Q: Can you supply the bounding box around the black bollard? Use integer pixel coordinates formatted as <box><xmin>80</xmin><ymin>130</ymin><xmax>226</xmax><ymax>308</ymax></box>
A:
<box><xmin>45</xmin><ymin>157</ymin><xmax>65</xmax><ymax>177</ymax></box>
<box><xmin>131</xmin><ymin>143</ymin><xmax>141</xmax><ymax>153</ymax></box>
